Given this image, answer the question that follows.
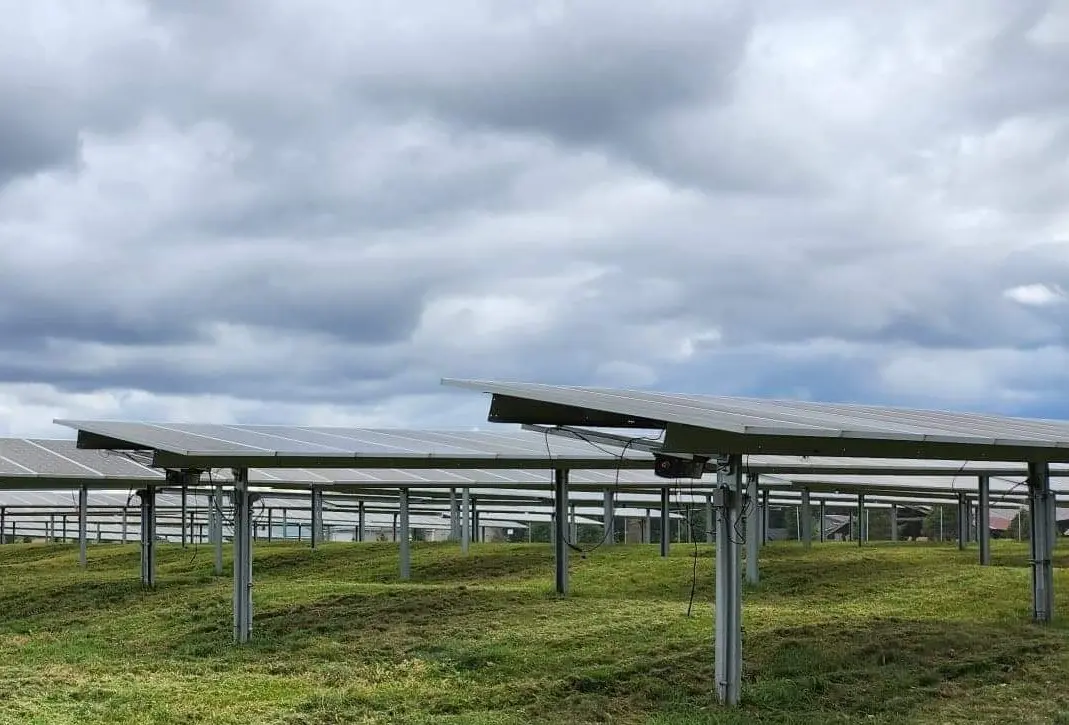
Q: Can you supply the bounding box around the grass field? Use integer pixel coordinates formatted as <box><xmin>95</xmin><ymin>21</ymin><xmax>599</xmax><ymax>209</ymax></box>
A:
<box><xmin>1</xmin><ymin>541</ymin><xmax>1069</xmax><ymax>724</ymax></box>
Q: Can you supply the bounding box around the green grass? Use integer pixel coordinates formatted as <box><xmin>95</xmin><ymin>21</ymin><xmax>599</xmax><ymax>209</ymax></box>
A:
<box><xmin>1</xmin><ymin>541</ymin><xmax>1069</xmax><ymax>724</ymax></box>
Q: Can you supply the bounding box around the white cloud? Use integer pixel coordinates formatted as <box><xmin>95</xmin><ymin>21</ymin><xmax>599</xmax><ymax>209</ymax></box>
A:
<box><xmin>1003</xmin><ymin>283</ymin><xmax>1066</xmax><ymax>307</ymax></box>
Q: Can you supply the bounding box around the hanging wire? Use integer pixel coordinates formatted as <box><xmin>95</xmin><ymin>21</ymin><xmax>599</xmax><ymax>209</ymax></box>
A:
<box><xmin>541</xmin><ymin>426</ymin><xmax>665</xmax><ymax>557</ymax></box>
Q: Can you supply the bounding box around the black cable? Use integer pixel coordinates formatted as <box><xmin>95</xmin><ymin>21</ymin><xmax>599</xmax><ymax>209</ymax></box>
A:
<box><xmin>541</xmin><ymin>426</ymin><xmax>665</xmax><ymax>557</ymax></box>
<box><xmin>684</xmin><ymin>475</ymin><xmax>700</xmax><ymax>617</ymax></box>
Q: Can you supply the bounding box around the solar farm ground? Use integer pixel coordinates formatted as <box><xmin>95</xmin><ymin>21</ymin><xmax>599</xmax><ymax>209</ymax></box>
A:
<box><xmin>1</xmin><ymin>540</ymin><xmax>1068</xmax><ymax>724</ymax></box>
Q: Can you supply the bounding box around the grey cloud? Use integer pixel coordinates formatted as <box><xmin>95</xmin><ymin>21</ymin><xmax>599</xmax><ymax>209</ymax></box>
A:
<box><xmin>1</xmin><ymin>0</ymin><xmax>1068</xmax><ymax>428</ymax></box>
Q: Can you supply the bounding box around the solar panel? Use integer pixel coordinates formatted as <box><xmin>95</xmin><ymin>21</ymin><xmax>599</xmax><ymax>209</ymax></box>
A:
<box><xmin>443</xmin><ymin>379</ymin><xmax>1069</xmax><ymax>460</ymax></box>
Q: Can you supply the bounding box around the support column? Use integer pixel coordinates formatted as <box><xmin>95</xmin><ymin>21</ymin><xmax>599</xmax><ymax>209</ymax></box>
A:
<box><xmin>800</xmin><ymin>488</ymin><xmax>812</xmax><ymax>549</ymax></box>
<box><xmin>267</xmin><ymin>508</ymin><xmax>273</xmax><ymax>543</ymax></box>
<box><xmin>121</xmin><ymin>508</ymin><xmax>128</xmax><ymax>544</ymax></box>
<box><xmin>660</xmin><ymin>487</ymin><xmax>671</xmax><ymax>558</ymax></box>
<box><xmin>138</xmin><ymin>488</ymin><xmax>156</xmax><ymax>587</ymax></box>
<box><xmin>554</xmin><ymin>469</ymin><xmax>569</xmax><ymax>595</ymax></box>
<box><xmin>1028</xmin><ymin>461</ymin><xmax>1054</xmax><ymax>623</ymax></box>
<box><xmin>715</xmin><ymin>454</ymin><xmax>744</xmax><ymax>706</ymax></box>
<box><xmin>310</xmin><ymin>487</ymin><xmax>323</xmax><ymax>550</ymax></box>
<box><xmin>705</xmin><ymin>494</ymin><xmax>714</xmax><ymax>544</ymax></box>
<box><xmin>761</xmin><ymin>494</ymin><xmax>769</xmax><ymax>545</ymax></box>
<box><xmin>461</xmin><ymin>487</ymin><xmax>471</xmax><ymax>555</ymax></box>
<box><xmin>1050</xmin><ymin>492</ymin><xmax>1059</xmax><ymax>552</ymax></box>
<box><xmin>449</xmin><ymin>488</ymin><xmax>460</xmax><ymax>541</ymax></box>
<box><xmin>213</xmin><ymin>482</ymin><xmax>224</xmax><ymax>576</ymax></box>
<box><xmin>957</xmin><ymin>493</ymin><xmax>968</xmax><ymax>550</ymax></box>
<box><xmin>819</xmin><ymin>500</ymin><xmax>826</xmax><ymax>543</ymax></box>
<box><xmin>0</xmin><ymin>507</ymin><xmax>4</xmax><ymax>544</ymax></box>
<box><xmin>78</xmin><ymin>484</ymin><xmax>88</xmax><ymax>568</ymax></box>
<box><xmin>399</xmin><ymin>488</ymin><xmax>410</xmax><ymax>580</ymax></box>
<box><xmin>357</xmin><ymin>501</ymin><xmax>366</xmax><ymax>543</ymax></box>
<box><xmin>857</xmin><ymin>494</ymin><xmax>866</xmax><ymax>547</ymax></box>
<box><xmin>181</xmin><ymin>482</ymin><xmax>188</xmax><ymax>548</ymax></box>
<box><xmin>232</xmin><ymin>468</ymin><xmax>254</xmax><ymax>643</ymax></box>
<box><xmin>890</xmin><ymin>504</ymin><xmax>898</xmax><ymax>543</ymax></box>
<box><xmin>603</xmin><ymin>489</ymin><xmax>615</xmax><ymax>544</ymax></box>
<box><xmin>643</xmin><ymin>509</ymin><xmax>651</xmax><ymax>544</ymax></box>
<box><xmin>979</xmin><ymin>475</ymin><xmax>991</xmax><ymax>566</ymax></box>
<box><xmin>746</xmin><ymin>473</ymin><xmax>759</xmax><ymax>584</ymax></box>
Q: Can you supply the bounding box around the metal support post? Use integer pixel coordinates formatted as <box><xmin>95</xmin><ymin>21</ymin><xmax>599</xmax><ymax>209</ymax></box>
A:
<box><xmin>357</xmin><ymin>501</ymin><xmax>366</xmax><ymax>542</ymax></box>
<box><xmin>705</xmin><ymin>494</ymin><xmax>714</xmax><ymax>544</ymax></box>
<box><xmin>603</xmin><ymin>489</ymin><xmax>615</xmax><ymax>544</ymax></box>
<box><xmin>232</xmin><ymin>468</ymin><xmax>254</xmax><ymax>643</ymax></box>
<box><xmin>957</xmin><ymin>493</ymin><xmax>967</xmax><ymax>550</ymax></box>
<box><xmin>212</xmin><ymin>482</ymin><xmax>224</xmax><ymax>576</ymax></box>
<box><xmin>760</xmin><ymin>489</ymin><xmax>770</xmax><ymax>545</ymax></box>
<box><xmin>449</xmin><ymin>488</ymin><xmax>460</xmax><ymax>541</ymax></box>
<box><xmin>1029</xmin><ymin>461</ymin><xmax>1054</xmax><ymax>622</ymax></box>
<box><xmin>78</xmin><ymin>484</ymin><xmax>88</xmax><ymax>568</ymax></box>
<box><xmin>800</xmin><ymin>488</ymin><xmax>812</xmax><ymax>549</ymax></box>
<box><xmin>267</xmin><ymin>508</ymin><xmax>273</xmax><ymax>542</ymax></box>
<box><xmin>138</xmin><ymin>488</ymin><xmax>156</xmax><ymax>587</ymax></box>
<box><xmin>857</xmin><ymin>494</ymin><xmax>866</xmax><ymax>546</ymax></box>
<box><xmin>746</xmin><ymin>473</ymin><xmax>759</xmax><ymax>584</ymax></box>
<box><xmin>643</xmin><ymin>509</ymin><xmax>651</xmax><ymax>544</ymax></box>
<box><xmin>461</xmin><ymin>487</ymin><xmax>471</xmax><ymax>555</ymax></box>
<box><xmin>121</xmin><ymin>508</ymin><xmax>128</xmax><ymax>544</ymax></box>
<box><xmin>310</xmin><ymin>487</ymin><xmax>323</xmax><ymax>550</ymax></box>
<box><xmin>399</xmin><ymin>488</ymin><xmax>410</xmax><ymax>580</ymax></box>
<box><xmin>1050</xmin><ymin>492</ymin><xmax>1059</xmax><ymax>552</ymax></box>
<box><xmin>660</xmin><ymin>487</ymin><xmax>671</xmax><ymax>557</ymax></box>
<box><xmin>553</xmin><ymin>469</ymin><xmax>569</xmax><ymax>595</ymax></box>
<box><xmin>979</xmin><ymin>475</ymin><xmax>991</xmax><ymax>565</ymax></box>
<box><xmin>890</xmin><ymin>504</ymin><xmax>898</xmax><ymax>543</ymax></box>
<box><xmin>0</xmin><ymin>507</ymin><xmax>4</xmax><ymax>544</ymax></box>
<box><xmin>715</xmin><ymin>454</ymin><xmax>744</xmax><ymax>706</ymax></box>
<box><xmin>819</xmin><ymin>500</ymin><xmax>826</xmax><ymax>543</ymax></box>
<box><xmin>181</xmin><ymin>483</ymin><xmax>188</xmax><ymax>548</ymax></box>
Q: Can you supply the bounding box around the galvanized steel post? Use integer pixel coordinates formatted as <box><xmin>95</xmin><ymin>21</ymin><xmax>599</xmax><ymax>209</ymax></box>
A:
<box><xmin>310</xmin><ymin>487</ymin><xmax>323</xmax><ymax>550</ymax></box>
<box><xmin>232</xmin><ymin>468</ymin><xmax>254</xmax><ymax>643</ymax></box>
<box><xmin>746</xmin><ymin>473</ymin><xmax>759</xmax><ymax>584</ymax></box>
<box><xmin>78</xmin><ymin>484</ymin><xmax>88</xmax><ymax>568</ymax></box>
<box><xmin>139</xmin><ymin>488</ymin><xmax>156</xmax><ymax>587</ymax></box>
<box><xmin>553</xmin><ymin>469</ymin><xmax>569</xmax><ymax>595</ymax></box>
<box><xmin>660</xmin><ymin>487</ymin><xmax>670</xmax><ymax>558</ymax></box>
<box><xmin>979</xmin><ymin>475</ymin><xmax>991</xmax><ymax>566</ymax></box>
<box><xmin>800</xmin><ymin>488</ymin><xmax>812</xmax><ymax>549</ymax></box>
<box><xmin>957</xmin><ymin>493</ymin><xmax>968</xmax><ymax>550</ymax></box>
<box><xmin>603</xmin><ymin>489</ymin><xmax>615</xmax><ymax>544</ymax></box>
<box><xmin>715</xmin><ymin>454</ymin><xmax>744</xmax><ymax>706</ymax></box>
<box><xmin>399</xmin><ymin>488</ymin><xmax>410</xmax><ymax>580</ymax></box>
<box><xmin>461</xmin><ymin>487</ymin><xmax>471</xmax><ymax>555</ymax></box>
<box><xmin>705</xmin><ymin>494</ymin><xmax>714</xmax><ymax>544</ymax></box>
<box><xmin>1028</xmin><ymin>461</ymin><xmax>1054</xmax><ymax>622</ymax></box>
<box><xmin>857</xmin><ymin>494</ymin><xmax>866</xmax><ymax>546</ymax></box>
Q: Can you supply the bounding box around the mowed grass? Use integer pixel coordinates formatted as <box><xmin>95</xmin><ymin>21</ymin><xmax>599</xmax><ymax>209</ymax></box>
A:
<box><xmin>1</xmin><ymin>541</ymin><xmax>1069</xmax><ymax>724</ymax></box>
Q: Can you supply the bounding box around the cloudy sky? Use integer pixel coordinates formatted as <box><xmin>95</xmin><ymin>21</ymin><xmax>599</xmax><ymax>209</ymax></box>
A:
<box><xmin>1</xmin><ymin>0</ymin><xmax>1068</xmax><ymax>437</ymax></box>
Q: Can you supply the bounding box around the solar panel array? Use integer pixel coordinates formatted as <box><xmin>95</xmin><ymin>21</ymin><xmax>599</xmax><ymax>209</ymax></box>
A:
<box><xmin>444</xmin><ymin>379</ymin><xmax>1069</xmax><ymax>453</ymax></box>
<box><xmin>55</xmin><ymin>421</ymin><xmax>655</xmax><ymax>468</ymax></box>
